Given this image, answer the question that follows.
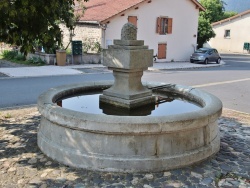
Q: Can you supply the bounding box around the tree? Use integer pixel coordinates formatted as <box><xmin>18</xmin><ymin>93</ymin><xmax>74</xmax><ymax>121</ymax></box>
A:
<box><xmin>199</xmin><ymin>0</ymin><xmax>225</xmax><ymax>23</ymax></box>
<box><xmin>197</xmin><ymin>17</ymin><xmax>215</xmax><ymax>48</ymax></box>
<box><xmin>197</xmin><ymin>0</ymin><xmax>237</xmax><ymax>48</ymax></box>
<box><xmin>0</xmin><ymin>0</ymin><xmax>88</xmax><ymax>55</ymax></box>
<box><xmin>221</xmin><ymin>11</ymin><xmax>238</xmax><ymax>20</ymax></box>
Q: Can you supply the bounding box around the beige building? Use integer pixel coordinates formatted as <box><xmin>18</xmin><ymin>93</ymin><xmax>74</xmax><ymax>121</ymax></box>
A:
<box><xmin>63</xmin><ymin>0</ymin><xmax>204</xmax><ymax>61</ymax></box>
<box><xmin>208</xmin><ymin>9</ymin><xmax>250</xmax><ymax>53</ymax></box>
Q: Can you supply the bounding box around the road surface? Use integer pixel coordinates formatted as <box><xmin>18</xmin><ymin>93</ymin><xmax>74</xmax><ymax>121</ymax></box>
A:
<box><xmin>0</xmin><ymin>54</ymin><xmax>249</xmax><ymax>113</ymax></box>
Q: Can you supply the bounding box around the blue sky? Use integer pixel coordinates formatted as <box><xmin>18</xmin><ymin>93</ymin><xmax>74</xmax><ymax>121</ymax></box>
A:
<box><xmin>223</xmin><ymin>0</ymin><xmax>250</xmax><ymax>13</ymax></box>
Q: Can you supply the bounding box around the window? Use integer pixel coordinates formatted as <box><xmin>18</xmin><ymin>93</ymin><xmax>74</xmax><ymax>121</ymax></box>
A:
<box><xmin>224</xmin><ymin>30</ymin><xmax>230</xmax><ymax>38</ymax></box>
<box><xmin>156</xmin><ymin>17</ymin><xmax>173</xmax><ymax>34</ymax></box>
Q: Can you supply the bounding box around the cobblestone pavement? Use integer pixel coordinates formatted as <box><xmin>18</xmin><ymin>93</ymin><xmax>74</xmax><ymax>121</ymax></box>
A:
<box><xmin>0</xmin><ymin>107</ymin><xmax>249</xmax><ymax>188</ymax></box>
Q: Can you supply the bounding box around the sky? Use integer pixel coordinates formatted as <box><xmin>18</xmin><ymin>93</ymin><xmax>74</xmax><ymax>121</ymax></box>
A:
<box><xmin>223</xmin><ymin>0</ymin><xmax>250</xmax><ymax>13</ymax></box>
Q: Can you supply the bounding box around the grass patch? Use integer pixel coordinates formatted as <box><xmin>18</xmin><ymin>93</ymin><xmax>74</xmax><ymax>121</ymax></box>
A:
<box><xmin>1</xmin><ymin>50</ymin><xmax>46</xmax><ymax>66</ymax></box>
<box><xmin>4</xmin><ymin>113</ymin><xmax>12</xmax><ymax>119</ymax></box>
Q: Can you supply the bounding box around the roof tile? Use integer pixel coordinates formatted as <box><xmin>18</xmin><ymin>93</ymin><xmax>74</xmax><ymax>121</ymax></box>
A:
<box><xmin>76</xmin><ymin>0</ymin><xmax>205</xmax><ymax>23</ymax></box>
<box><xmin>76</xmin><ymin>0</ymin><xmax>145</xmax><ymax>22</ymax></box>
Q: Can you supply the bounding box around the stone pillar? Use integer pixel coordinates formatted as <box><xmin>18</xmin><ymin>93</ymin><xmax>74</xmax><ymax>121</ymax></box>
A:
<box><xmin>100</xmin><ymin>23</ymin><xmax>155</xmax><ymax>109</ymax></box>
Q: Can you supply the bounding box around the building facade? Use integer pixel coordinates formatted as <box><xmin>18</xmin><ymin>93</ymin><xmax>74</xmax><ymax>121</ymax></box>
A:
<box><xmin>65</xmin><ymin>0</ymin><xmax>204</xmax><ymax>61</ymax></box>
<box><xmin>208</xmin><ymin>10</ymin><xmax>250</xmax><ymax>53</ymax></box>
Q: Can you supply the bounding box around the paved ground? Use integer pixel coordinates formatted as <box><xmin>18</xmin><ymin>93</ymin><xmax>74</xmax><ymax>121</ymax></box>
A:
<box><xmin>0</xmin><ymin>59</ymin><xmax>29</xmax><ymax>68</ymax></box>
<box><xmin>0</xmin><ymin>107</ymin><xmax>249</xmax><ymax>188</ymax></box>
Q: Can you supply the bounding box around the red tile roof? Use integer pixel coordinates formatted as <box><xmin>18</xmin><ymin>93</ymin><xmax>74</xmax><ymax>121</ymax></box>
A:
<box><xmin>75</xmin><ymin>0</ymin><xmax>205</xmax><ymax>23</ymax></box>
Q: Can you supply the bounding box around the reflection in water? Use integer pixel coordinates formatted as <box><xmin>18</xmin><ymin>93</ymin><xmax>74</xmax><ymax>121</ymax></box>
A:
<box><xmin>99</xmin><ymin>102</ymin><xmax>156</xmax><ymax>116</ymax></box>
<box><xmin>57</xmin><ymin>93</ymin><xmax>202</xmax><ymax>117</ymax></box>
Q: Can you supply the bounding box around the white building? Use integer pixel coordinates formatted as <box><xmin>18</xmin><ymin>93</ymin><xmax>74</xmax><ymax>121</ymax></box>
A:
<box><xmin>208</xmin><ymin>9</ymin><xmax>250</xmax><ymax>54</ymax></box>
<box><xmin>65</xmin><ymin>0</ymin><xmax>205</xmax><ymax>61</ymax></box>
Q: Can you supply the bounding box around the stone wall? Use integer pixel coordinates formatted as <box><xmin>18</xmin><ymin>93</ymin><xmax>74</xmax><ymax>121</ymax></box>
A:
<box><xmin>60</xmin><ymin>23</ymin><xmax>102</xmax><ymax>53</ymax></box>
<box><xmin>27</xmin><ymin>52</ymin><xmax>56</xmax><ymax>65</ymax></box>
<box><xmin>66</xmin><ymin>53</ymin><xmax>101</xmax><ymax>64</ymax></box>
<box><xmin>27</xmin><ymin>52</ymin><xmax>101</xmax><ymax>65</ymax></box>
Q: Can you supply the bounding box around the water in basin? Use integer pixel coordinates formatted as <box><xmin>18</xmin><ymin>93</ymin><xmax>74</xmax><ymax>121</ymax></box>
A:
<box><xmin>56</xmin><ymin>91</ymin><xmax>202</xmax><ymax>116</ymax></box>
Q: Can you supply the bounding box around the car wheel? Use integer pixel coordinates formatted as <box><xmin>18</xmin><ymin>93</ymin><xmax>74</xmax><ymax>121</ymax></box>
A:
<box><xmin>204</xmin><ymin>58</ymin><xmax>208</xmax><ymax>65</ymax></box>
<box><xmin>216</xmin><ymin>58</ymin><xmax>221</xmax><ymax>64</ymax></box>
<box><xmin>190</xmin><ymin>60</ymin><xmax>194</xmax><ymax>63</ymax></box>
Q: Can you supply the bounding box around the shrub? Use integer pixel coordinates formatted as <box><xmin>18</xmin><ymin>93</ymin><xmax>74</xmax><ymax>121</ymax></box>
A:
<box><xmin>82</xmin><ymin>38</ymin><xmax>102</xmax><ymax>53</ymax></box>
<box><xmin>26</xmin><ymin>57</ymin><xmax>46</xmax><ymax>65</ymax></box>
<box><xmin>94</xmin><ymin>41</ymin><xmax>102</xmax><ymax>53</ymax></box>
<box><xmin>14</xmin><ymin>54</ymin><xmax>26</xmax><ymax>61</ymax></box>
<box><xmin>1</xmin><ymin>49</ymin><xmax>46</xmax><ymax>66</ymax></box>
<box><xmin>1</xmin><ymin>50</ymin><xmax>18</xmax><ymax>59</ymax></box>
<box><xmin>66</xmin><ymin>48</ymin><xmax>71</xmax><ymax>55</ymax></box>
<box><xmin>1</xmin><ymin>50</ymin><xmax>26</xmax><ymax>61</ymax></box>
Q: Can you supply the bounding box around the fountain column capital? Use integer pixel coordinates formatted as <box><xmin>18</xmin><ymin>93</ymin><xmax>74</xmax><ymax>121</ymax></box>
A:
<box><xmin>121</xmin><ymin>23</ymin><xmax>137</xmax><ymax>40</ymax></box>
<box><xmin>103</xmin><ymin>23</ymin><xmax>153</xmax><ymax>69</ymax></box>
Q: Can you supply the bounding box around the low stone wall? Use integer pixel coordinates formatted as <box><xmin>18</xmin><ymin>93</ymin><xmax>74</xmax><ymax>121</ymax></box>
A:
<box><xmin>68</xmin><ymin>53</ymin><xmax>101</xmax><ymax>64</ymax></box>
<box><xmin>27</xmin><ymin>52</ymin><xmax>56</xmax><ymax>65</ymax></box>
<box><xmin>27</xmin><ymin>52</ymin><xmax>101</xmax><ymax>65</ymax></box>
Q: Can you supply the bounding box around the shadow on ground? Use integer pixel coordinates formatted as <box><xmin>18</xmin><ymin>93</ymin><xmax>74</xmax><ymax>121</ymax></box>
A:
<box><xmin>0</xmin><ymin>107</ymin><xmax>249</xmax><ymax>188</ymax></box>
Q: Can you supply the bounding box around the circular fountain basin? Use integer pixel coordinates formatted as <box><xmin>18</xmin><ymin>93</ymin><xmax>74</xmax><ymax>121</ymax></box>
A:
<box><xmin>37</xmin><ymin>81</ymin><xmax>222</xmax><ymax>172</ymax></box>
<box><xmin>60</xmin><ymin>92</ymin><xmax>202</xmax><ymax>116</ymax></box>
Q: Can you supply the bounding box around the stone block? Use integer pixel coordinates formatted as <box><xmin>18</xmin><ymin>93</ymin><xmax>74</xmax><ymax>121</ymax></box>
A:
<box><xmin>113</xmin><ymin>40</ymin><xmax>144</xmax><ymax>46</ymax></box>
<box><xmin>103</xmin><ymin>48</ymin><xmax>153</xmax><ymax>69</ymax></box>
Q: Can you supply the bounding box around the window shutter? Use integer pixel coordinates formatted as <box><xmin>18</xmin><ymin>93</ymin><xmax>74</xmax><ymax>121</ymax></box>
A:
<box><xmin>167</xmin><ymin>18</ymin><xmax>173</xmax><ymax>34</ymax></box>
<box><xmin>128</xmin><ymin>16</ymin><xmax>137</xmax><ymax>27</ymax></box>
<box><xmin>156</xmin><ymin>17</ymin><xmax>161</xmax><ymax>34</ymax></box>
<box><xmin>158</xmin><ymin>43</ymin><xmax>167</xmax><ymax>59</ymax></box>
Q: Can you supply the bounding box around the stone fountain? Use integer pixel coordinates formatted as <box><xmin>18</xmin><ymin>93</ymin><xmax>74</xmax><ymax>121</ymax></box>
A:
<box><xmin>37</xmin><ymin>23</ymin><xmax>222</xmax><ymax>172</ymax></box>
<box><xmin>100</xmin><ymin>23</ymin><xmax>155</xmax><ymax>109</ymax></box>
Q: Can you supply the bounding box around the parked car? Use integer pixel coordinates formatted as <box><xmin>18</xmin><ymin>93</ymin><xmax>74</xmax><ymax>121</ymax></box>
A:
<box><xmin>190</xmin><ymin>48</ymin><xmax>221</xmax><ymax>64</ymax></box>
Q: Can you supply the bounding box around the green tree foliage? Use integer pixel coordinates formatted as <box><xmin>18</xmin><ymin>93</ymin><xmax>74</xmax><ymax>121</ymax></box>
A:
<box><xmin>197</xmin><ymin>0</ymin><xmax>237</xmax><ymax>47</ymax></box>
<box><xmin>0</xmin><ymin>0</ymin><xmax>88</xmax><ymax>55</ymax></box>
<box><xmin>197</xmin><ymin>17</ymin><xmax>215</xmax><ymax>48</ymax></box>
<box><xmin>221</xmin><ymin>11</ymin><xmax>238</xmax><ymax>20</ymax></box>
<box><xmin>200</xmin><ymin>0</ymin><xmax>225</xmax><ymax>23</ymax></box>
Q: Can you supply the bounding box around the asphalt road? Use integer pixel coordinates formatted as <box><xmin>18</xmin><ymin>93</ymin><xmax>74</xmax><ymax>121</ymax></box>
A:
<box><xmin>143</xmin><ymin>54</ymin><xmax>250</xmax><ymax>113</ymax></box>
<box><xmin>0</xmin><ymin>53</ymin><xmax>250</xmax><ymax>114</ymax></box>
<box><xmin>0</xmin><ymin>74</ymin><xmax>113</xmax><ymax>108</ymax></box>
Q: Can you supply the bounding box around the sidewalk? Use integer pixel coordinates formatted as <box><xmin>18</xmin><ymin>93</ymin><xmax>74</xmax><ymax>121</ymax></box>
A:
<box><xmin>0</xmin><ymin>61</ymin><xmax>224</xmax><ymax>78</ymax></box>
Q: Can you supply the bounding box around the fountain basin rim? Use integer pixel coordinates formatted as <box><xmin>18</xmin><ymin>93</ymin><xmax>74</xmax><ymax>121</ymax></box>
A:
<box><xmin>37</xmin><ymin>81</ymin><xmax>222</xmax><ymax>134</ymax></box>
